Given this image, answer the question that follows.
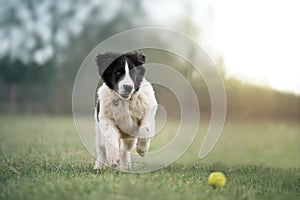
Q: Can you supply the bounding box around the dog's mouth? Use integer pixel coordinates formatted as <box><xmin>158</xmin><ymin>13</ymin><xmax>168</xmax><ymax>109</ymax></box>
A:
<box><xmin>118</xmin><ymin>93</ymin><xmax>131</xmax><ymax>100</ymax></box>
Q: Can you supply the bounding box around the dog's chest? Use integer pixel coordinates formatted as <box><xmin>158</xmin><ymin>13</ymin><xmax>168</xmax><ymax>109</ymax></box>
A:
<box><xmin>111</xmin><ymin>96</ymin><xmax>146</xmax><ymax>133</ymax></box>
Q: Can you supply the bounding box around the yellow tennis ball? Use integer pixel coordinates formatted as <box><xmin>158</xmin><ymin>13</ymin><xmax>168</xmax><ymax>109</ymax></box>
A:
<box><xmin>208</xmin><ymin>172</ymin><xmax>226</xmax><ymax>188</ymax></box>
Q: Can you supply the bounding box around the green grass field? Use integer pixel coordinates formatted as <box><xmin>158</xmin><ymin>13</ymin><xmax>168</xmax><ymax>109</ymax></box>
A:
<box><xmin>0</xmin><ymin>116</ymin><xmax>299</xmax><ymax>200</ymax></box>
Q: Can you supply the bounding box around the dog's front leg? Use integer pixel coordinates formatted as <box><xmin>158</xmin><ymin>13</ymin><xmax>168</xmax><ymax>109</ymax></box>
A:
<box><xmin>94</xmin><ymin>119</ymin><xmax>107</xmax><ymax>170</ymax></box>
<box><xmin>99</xmin><ymin>118</ymin><xmax>120</xmax><ymax>168</ymax></box>
<box><xmin>136</xmin><ymin>105</ymin><xmax>157</xmax><ymax>157</ymax></box>
<box><xmin>136</xmin><ymin>137</ymin><xmax>151</xmax><ymax>157</ymax></box>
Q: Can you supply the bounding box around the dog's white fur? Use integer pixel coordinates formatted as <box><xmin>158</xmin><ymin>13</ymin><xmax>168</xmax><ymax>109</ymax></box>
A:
<box><xmin>116</xmin><ymin>61</ymin><xmax>135</xmax><ymax>100</ymax></box>
<box><xmin>94</xmin><ymin>79</ymin><xmax>157</xmax><ymax>169</ymax></box>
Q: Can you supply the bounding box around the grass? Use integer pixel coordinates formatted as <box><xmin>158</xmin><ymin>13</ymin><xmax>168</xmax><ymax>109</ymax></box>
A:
<box><xmin>0</xmin><ymin>115</ymin><xmax>299</xmax><ymax>200</ymax></box>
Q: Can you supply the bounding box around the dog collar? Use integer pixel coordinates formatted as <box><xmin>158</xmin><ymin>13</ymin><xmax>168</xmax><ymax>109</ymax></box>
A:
<box><xmin>113</xmin><ymin>98</ymin><xmax>119</xmax><ymax>106</ymax></box>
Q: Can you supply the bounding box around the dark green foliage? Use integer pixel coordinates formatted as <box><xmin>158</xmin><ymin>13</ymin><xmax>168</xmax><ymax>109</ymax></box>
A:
<box><xmin>0</xmin><ymin>57</ymin><xmax>54</xmax><ymax>85</ymax></box>
<box><xmin>225</xmin><ymin>78</ymin><xmax>300</xmax><ymax>120</ymax></box>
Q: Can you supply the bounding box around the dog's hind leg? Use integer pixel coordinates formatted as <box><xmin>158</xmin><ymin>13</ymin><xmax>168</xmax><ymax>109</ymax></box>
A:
<box><xmin>120</xmin><ymin>136</ymin><xmax>137</xmax><ymax>170</ymax></box>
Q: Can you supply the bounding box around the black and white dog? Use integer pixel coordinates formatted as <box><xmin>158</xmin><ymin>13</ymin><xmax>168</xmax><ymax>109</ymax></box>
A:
<box><xmin>94</xmin><ymin>51</ymin><xmax>157</xmax><ymax>170</ymax></box>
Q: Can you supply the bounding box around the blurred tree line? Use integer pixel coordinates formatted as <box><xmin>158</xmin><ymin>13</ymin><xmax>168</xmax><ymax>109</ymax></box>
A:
<box><xmin>0</xmin><ymin>0</ymin><xmax>299</xmax><ymax>121</ymax></box>
<box><xmin>144</xmin><ymin>49</ymin><xmax>300</xmax><ymax>121</ymax></box>
<box><xmin>0</xmin><ymin>0</ymin><xmax>146</xmax><ymax>113</ymax></box>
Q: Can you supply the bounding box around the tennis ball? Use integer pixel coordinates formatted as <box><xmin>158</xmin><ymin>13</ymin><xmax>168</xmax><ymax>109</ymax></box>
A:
<box><xmin>208</xmin><ymin>172</ymin><xmax>226</xmax><ymax>188</ymax></box>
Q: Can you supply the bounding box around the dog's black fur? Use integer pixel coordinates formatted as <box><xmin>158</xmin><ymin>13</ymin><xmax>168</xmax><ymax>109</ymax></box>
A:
<box><xmin>96</xmin><ymin>51</ymin><xmax>146</xmax><ymax>92</ymax></box>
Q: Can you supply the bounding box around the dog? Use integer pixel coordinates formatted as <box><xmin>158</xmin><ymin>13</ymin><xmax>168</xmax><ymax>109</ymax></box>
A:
<box><xmin>94</xmin><ymin>51</ymin><xmax>157</xmax><ymax>170</ymax></box>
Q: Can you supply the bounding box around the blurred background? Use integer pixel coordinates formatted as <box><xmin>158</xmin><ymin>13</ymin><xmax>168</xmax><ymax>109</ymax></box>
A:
<box><xmin>0</xmin><ymin>0</ymin><xmax>299</xmax><ymax>121</ymax></box>
<box><xmin>0</xmin><ymin>2</ymin><xmax>299</xmax><ymax>198</ymax></box>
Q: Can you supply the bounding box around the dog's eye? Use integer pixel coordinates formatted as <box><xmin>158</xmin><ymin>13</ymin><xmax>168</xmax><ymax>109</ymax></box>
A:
<box><xmin>115</xmin><ymin>72</ymin><xmax>121</xmax><ymax>75</ymax></box>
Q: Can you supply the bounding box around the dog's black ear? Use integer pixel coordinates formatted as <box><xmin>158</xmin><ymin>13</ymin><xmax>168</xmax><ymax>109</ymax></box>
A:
<box><xmin>96</xmin><ymin>52</ymin><xmax>122</xmax><ymax>76</ymax></box>
<box><xmin>125</xmin><ymin>51</ymin><xmax>145</xmax><ymax>66</ymax></box>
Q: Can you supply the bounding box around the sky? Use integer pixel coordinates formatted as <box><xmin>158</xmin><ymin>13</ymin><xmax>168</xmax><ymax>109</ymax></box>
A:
<box><xmin>210</xmin><ymin>0</ymin><xmax>300</xmax><ymax>94</ymax></box>
<box><xmin>144</xmin><ymin>0</ymin><xmax>300</xmax><ymax>94</ymax></box>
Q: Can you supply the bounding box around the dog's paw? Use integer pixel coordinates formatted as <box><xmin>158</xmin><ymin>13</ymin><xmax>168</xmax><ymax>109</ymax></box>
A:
<box><xmin>120</xmin><ymin>161</ymin><xmax>132</xmax><ymax>170</ymax></box>
<box><xmin>94</xmin><ymin>160</ymin><xmax>105</xmax><ymax>170</ymax></box>
<box><xmin>106</xmin><ymin>144</ymin><xmax>120</xmax><ymax>168</ymax></box>
<box><xmin>107</xmin><ymin>158</ymin><xmax>119</xmax><ymax>168</ymax></box>
<box><xmin>136</xmin><ymin>138</ymin><xmax>150</xmax><ymax>157</ymax></box>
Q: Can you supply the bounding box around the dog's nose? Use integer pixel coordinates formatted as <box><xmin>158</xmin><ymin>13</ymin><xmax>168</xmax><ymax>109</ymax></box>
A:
<box><xmin>123</xmin><ymin>84</ymin><xmax>133</xmax><ymax>93</ymax></box>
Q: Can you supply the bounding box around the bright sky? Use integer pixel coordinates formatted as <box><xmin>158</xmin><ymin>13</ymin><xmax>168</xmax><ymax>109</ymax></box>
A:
<box><xmin>144</xmin><ymin>0</ymin><xmax>300</xmax><ymax>94</ymax></box>
<box><xmin>210</xmin><ymin>0</ymin><xmax>300</xmax><ymax>94</ymax></box>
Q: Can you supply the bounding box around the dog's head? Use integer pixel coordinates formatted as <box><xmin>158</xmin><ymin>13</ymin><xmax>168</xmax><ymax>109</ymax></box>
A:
<box><xmin>96</xmin><ymin>51</ymin><xmax>146</xmax><ymax>100</ymax></box>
